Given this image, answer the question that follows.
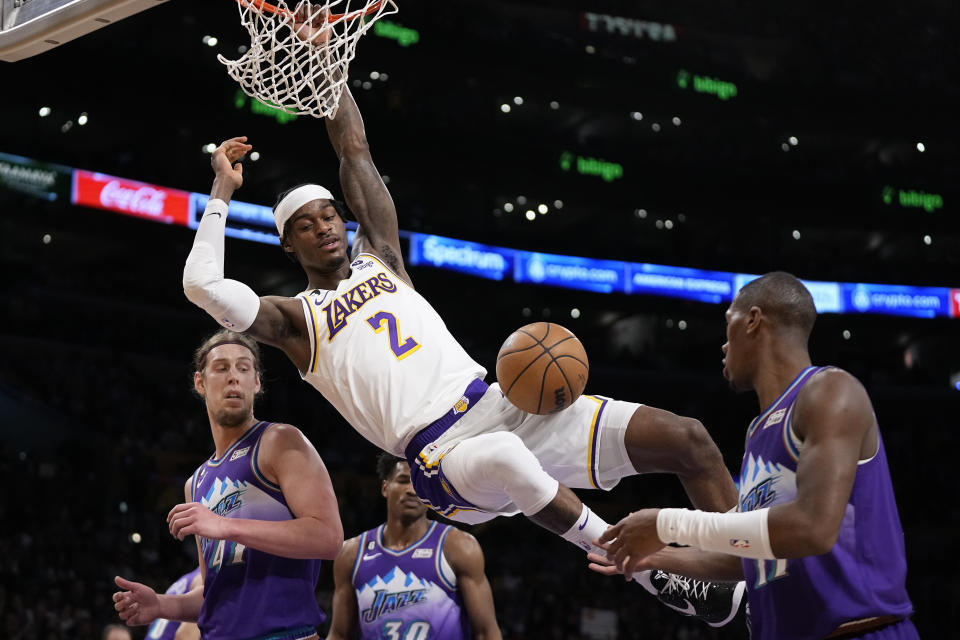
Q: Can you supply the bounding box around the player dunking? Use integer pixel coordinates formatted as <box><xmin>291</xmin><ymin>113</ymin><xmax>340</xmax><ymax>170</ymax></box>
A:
<box><xmin>590</xmin><ymin>272</ymin><xmax>919</xmax><ymax>639</ymax></box>
<box><xmin>181</xmin><ymin>11</ymin><xmax>740</xmax><ymax>622</ymax></box>
<box><xmin>328</xmin><ymin>454</ymin><xmax>501</xmax><ymax>639</ymax></box>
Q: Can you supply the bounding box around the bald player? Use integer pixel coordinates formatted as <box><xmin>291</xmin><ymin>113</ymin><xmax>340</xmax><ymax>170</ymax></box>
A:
<box><xmin>590</xmin><ymin>272</ymin><xmax>918</xmax><ymax>640</ymax></box>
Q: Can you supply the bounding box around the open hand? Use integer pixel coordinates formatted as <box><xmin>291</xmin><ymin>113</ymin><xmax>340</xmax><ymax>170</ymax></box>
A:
<box><xmin>587</xmin><ymin>551</ymin><xmax>628</xmax><ymax>578</ymax></box>
<box><xmin>211</xmin><ymin>136</ymin><xmax>252</xmax><ymax>191</ymax></box>
<box><xmin>595</xmin><ymin>509</ymin><xmax>665</xmax><ymax>576</ymax></box>
<box><xmin>113</xmin><ymin>576</ymin><xmax>161</xmax><ymax>626</ymax></box>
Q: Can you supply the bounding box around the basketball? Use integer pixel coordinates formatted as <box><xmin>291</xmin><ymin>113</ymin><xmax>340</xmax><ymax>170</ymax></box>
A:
<box><xmin>496</xmin><ymin>322</ymin><xmax>589</xmax><ymax>415</ymax></box>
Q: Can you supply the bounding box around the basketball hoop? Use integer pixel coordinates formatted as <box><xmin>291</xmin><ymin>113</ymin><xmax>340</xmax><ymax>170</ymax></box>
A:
<box><xmin>219</xmin><ymin>1</ymin><xmax>398</xmax><ymax>119</ymax></box>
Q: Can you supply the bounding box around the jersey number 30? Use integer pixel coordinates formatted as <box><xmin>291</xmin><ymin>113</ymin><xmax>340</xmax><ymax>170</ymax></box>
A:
<box><xmin>366</xmin><ymin>311</ymin><xmax>421</xmax><ymax>360</ymax></box>
<box><xmin>383</xmin><ymin>621</ymin><xmax>431</xmax><ymax>640</ymax></box>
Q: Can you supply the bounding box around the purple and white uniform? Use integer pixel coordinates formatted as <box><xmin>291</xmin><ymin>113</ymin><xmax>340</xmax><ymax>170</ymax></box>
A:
<box><xmin>739</xmin><ymin>366</ymin><xmax>915</xmax><ymax>640</ymax></box>
<box><xmin>352</xmin><ymin>521</ymin><xmax>470</xmax><ymax>640</ymax></box>
<box><xmin>190</xmin><ymin>421</ymin><xmax>325</xmax><ymax>640</ymax></box>
<box><xmin>146</xmin><ymin>567</ymin><xmax>201</xmax><ymax>640</ymax></box>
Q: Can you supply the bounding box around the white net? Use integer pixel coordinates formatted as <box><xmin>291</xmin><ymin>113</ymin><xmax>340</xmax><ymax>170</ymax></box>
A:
<box><xmin>219</xmin><ymin>0</ymin><xmax>398</xmax><ymax>119</ymax></box>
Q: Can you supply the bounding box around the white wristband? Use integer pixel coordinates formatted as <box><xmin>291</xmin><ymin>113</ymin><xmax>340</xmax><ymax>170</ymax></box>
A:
<box><xmin>656</xmin><ymin>507</ymin><xmax>776</xmax><ymax>560</ymax></box>
<box><xmin>205</xmin><ymin>198</ymin><xmax>229</xmax><ymax>216</ymax></box>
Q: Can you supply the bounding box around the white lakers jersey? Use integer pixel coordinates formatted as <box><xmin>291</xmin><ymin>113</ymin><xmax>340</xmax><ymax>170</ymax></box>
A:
<box><xmin>297</xmin><ymin>254</ymin><xmax>486</xmax><ymax>454</ymax></box>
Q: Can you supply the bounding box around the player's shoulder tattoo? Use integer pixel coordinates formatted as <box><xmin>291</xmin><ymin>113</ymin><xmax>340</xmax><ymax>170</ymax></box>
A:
<box><xmin>380</xmin><ymin>244</ymin><xmax>402</xmax><ymax>273</ymax></box>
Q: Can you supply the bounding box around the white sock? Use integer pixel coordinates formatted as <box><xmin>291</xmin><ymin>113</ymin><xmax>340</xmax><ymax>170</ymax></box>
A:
<box><xmin>559</xmin><ymin>504</ymin><xmax>609</xmax><ymax>555</ymax></box>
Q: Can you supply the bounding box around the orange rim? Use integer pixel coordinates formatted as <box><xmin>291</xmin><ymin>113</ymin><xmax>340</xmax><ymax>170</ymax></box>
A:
<box><xmin>236</xmin><ymin>0</ymin><xmax>388</xmax><ymax>22</ymax></box>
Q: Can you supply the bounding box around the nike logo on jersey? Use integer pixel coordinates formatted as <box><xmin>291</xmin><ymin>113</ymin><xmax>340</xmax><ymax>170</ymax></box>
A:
<box><xmin>363</xmin><ymin>553</ymin><xmax>382</xmax><ymax>561</ymax></box>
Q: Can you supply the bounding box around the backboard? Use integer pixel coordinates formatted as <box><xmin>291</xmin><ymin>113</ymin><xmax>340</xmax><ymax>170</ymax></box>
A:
<box><xmin>1</xmin><ymin>0</ymin><xmax>167</xmax><ymax>62</ymax></box>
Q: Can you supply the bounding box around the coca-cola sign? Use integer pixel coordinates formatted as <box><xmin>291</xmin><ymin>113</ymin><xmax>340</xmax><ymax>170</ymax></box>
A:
<box><xmin>71</xmin><ymin>170</ymin><xmax>189</xmax><ymax>226</ymax></box>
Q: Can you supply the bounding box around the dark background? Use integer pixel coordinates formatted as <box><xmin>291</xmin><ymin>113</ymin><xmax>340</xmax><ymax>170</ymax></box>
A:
<box><xmin>2</xmin><ymin>1</ymin><xmax>958</xmax><ymax>637</ymax></box>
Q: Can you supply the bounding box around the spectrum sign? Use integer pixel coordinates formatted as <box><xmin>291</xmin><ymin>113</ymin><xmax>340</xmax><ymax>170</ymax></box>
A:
<box><xmin>4</xmin><ymin>148</ymin><xmax>954</xmax><ymax>321</ymax></box>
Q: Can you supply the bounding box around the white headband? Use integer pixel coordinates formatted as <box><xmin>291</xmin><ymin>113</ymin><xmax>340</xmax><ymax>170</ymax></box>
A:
<box><xmin>273</xmin><ymin>184</ymin><xmax>335</xmax><ymax>236</ymax></box>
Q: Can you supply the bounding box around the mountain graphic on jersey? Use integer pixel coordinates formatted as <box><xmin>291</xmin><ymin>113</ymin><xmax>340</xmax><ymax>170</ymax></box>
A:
<box><xmin>357</xmin><ymin>566</ymin><xmax>445</xmax><ymax>624</ymax></box>
<box><xmin>199</xmin><ymin>476</ymin><xmax>292</xmax><ymax>522</ymax></box>
<box><xmin>201</xmin><ymin>476</ymin><xmax>246</xmax><ymax>516</ymax></box>
<box><xmin>739</xmin><ymin>453</ymin><xmax>797</xmax><ymax>512</ymax></box>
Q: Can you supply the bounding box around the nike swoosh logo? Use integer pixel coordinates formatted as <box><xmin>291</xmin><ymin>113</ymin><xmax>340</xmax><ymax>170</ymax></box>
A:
<box><xmin>205</xmin><ymin>212</ymin><xmax>222</xmax><ymax>218</ymax></box>
<box><xmin>662</xmin><ymin>599</ymin><xmax>696</xmax><ymax>616</ymax></box>
<box><xmin>578</xmin><ymin>512</ymin><xmax>590</xmax><ymax>531</ymax></box>
<box><xmin>362</xmin><ymin>553</ymin><xmax>381</xmax><ymax>561</ymax></box>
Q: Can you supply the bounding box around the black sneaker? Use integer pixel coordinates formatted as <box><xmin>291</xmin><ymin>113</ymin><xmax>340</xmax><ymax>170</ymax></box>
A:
<box><xmin>634</xmin><ymin>570</ymin><xmax>745</xmax><ymax>628</ymax></box>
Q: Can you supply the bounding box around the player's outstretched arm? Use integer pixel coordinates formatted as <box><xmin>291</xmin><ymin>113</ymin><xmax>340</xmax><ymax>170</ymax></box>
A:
<box><xmin>326</xmin><ymin>86</ymin><xmax>410</xmax><ymax>284</ymax></box>
<box><xmin>168</xmin><ymin>424</ymin><xmax>343</xmax><ymax>560</ymax></box>
<box><xmin>184</xmin><ymin>137</ymin><xmax>313</xmax><ymax>372</ymax></box>
<box><xmin>326</xmin><ymin>536</ymin><xmax>362</xmax><ymax>640</ymax></box>
<box><xmin>587</xmin><ymin>547</ymin><xmax>745</xmax><ymax>583</ymax></box>
<box><xmin>444</xmin><ymin>529</ymin><xmax>503</xmax><ymax>640</ymax></box>
<box><xmin>595</xmin><ymin>369</ymin><xmax>876</xmax><ymax>575</ymax></box>
<box><xmin>112</xmin><ymin>576</ymin><xmax>203</xmax><ymax>626</ymax></box>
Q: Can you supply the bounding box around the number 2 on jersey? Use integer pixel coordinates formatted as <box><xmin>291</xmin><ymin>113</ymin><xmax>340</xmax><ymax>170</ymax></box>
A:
<box><xmin>366</xmin><ymin>311</ymin><xmax>420</xmax><ymax>360</ymax></box>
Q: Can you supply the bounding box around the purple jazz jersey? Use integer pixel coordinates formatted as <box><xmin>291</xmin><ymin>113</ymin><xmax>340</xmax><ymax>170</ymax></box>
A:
<box><xmin>145</xmin><ymin>567</ymin><xmax>201</xmax><ymax>640</ymax></box>
<box><xmin>352</xmin><ymin>522</ymin><xmax>470</xmax><ymax>640</ymax></box>
<box><xmin>739</xmin><ymin>367</ymin><xmax>915</xmax><ymax>640</ymax></box>
<box><xmin>190</xmin><ymin>421</ymin><xmax>325</xmax><ymax>640</ymax></box>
